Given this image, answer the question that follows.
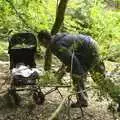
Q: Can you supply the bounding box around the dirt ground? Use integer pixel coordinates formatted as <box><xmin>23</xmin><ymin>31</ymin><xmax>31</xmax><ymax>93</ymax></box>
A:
<box><xmin>0</xmin><ymin>61</ymin><xmax>119</xmax><ymax>120</ymax></box>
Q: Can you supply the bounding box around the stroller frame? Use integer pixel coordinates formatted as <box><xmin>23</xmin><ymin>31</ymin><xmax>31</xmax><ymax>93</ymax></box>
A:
<box><xmin>8</xmin><ymin>32</ymin><xmax>44</xmax><ymax>105</ymax></box>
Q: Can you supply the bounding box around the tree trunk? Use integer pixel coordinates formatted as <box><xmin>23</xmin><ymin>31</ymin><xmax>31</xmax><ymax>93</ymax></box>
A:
<box><xmin>44</xmin><ymin>0</ymin><xmax>69</xmax><ymax>70</ymax></box>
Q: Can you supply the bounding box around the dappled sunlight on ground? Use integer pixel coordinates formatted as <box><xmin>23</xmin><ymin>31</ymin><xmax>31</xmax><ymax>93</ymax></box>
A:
<box><xmin>0</xmin><ymin>61</ymin><xmax>120</xmax><ymax>120</ymax></box>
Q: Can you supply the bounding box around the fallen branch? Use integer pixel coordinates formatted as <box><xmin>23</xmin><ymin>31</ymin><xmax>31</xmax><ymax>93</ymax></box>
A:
<box><xmin>48</xmin><ymin>87</ymin><xmax>73</xmax><ymax>120</ymax></box>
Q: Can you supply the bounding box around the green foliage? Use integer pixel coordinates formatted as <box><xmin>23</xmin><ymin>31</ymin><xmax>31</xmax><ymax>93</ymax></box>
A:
<box><xmin>0</xmin><ymin>41</ymin><xmax>8</xmax><ymax>60</ymax></box>
<box><xmin>64</xmin><ymin>0</ymin><xmax>120</xmax><ymax>60</ymax></box>
<box><xmin>106</xmin><ymin>43</ymin><xmax>120</xmax><ymax>62</ymax></box>
<box><xmin>90</xmin><ymin>4</ymin><xmax>120</xmax><ymax>57</ymax></box>
<box><xmin>0</xmin><ymin>0</ymin><xmax>119</xmax><ymax>61</ymax></box>
<box><xmin>0</xmin><ymin>0</ymin><xmax>23</xmax><ymax>33</ymax></box>
<box><xmin>0</xmin><ymin>41</ymin><xmax>7</xmax><ymax>53</ymax></box>
<box><xmin>0</xmin><ymin>0</ymin><xmax>56</xmax><ymax>34</ymax></box>
<box><xmin>38</xmin><ymin>71</ymin><xmax>62</xmax><ymax>86</ymax></box>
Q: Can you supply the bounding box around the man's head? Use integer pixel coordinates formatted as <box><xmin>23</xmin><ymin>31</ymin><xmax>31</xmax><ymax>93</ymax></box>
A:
<box><xmin>37</xmin><ymin>30</ymin><xmax>51</xmax><ymax>47</ymax></box>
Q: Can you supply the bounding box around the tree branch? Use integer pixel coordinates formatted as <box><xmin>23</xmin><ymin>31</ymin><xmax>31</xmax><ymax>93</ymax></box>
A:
<box><xmin>48</xmin><ymin>87</ymin><xmax>73</xmax><ymax>120</ymax></box>
<box><xmin>51</xmin><ymin>0</ymin><xmax>69</xmax><ymax>35</ymax></box>
<box><xmin>44</xmin><ymin>0</ymin><xmax>69</xmax><ymax>70</ymax></box>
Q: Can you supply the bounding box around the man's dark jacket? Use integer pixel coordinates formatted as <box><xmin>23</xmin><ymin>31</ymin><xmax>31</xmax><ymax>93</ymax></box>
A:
<box><xmin>50</xmin><ymin>33</ymin><xmax>99</xmax><ymax>75</ymax></box>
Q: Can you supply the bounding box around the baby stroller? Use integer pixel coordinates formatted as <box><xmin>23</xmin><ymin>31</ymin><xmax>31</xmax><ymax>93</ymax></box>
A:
<box><xmin>8</xmin><ymin>32</ymin><xmax>45</xmax><ymax>105</ymax></box>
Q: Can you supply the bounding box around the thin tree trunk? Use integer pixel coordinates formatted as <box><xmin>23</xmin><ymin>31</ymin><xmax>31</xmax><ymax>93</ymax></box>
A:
<box><xmin>44</xmin><ymin>0</ymin><xmax>69</xmax><ymax>70</ymax></box>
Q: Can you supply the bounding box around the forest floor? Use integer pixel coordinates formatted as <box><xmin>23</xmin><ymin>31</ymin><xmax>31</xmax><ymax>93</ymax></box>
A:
<box><xmin>0</xmin><ymin>60</ymin><xmax>120</xmax><ymax>120</ymax></box>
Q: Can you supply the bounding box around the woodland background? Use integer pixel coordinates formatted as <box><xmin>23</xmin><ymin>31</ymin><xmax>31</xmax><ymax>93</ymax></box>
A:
<box><xmin>0</xmin><ymin>0</ymin><xmax>120</xmax><ymax>120</ymax></box>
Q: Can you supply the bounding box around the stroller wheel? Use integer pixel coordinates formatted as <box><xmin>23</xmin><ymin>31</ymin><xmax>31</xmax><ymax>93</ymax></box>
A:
<box><xmin>8</xmin><ymin>88</ymin><xmax>21</xmax><ymax>106</ymax></box>
<box><xmin>33</xmin><ymin>90</ymin><xmax>45</xmax><ymax>105</ymax></box>
<box><xmin>13</xmin><ymin>92</ymin><xmax>21</xmax><ymax>105</ymax></box>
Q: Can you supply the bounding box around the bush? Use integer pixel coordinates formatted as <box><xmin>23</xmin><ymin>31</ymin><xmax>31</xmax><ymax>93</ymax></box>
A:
<box><xmin>64</xmin><ymin>0</ymin><xmax>120</xmax><ymax>60</ymax></box>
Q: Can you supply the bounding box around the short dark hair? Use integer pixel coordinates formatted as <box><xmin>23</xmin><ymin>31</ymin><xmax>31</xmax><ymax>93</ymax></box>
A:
<box><xmin>37</xmin><ymin>30</ymin><xmax>51</xmax><ymax>42</ymax></box>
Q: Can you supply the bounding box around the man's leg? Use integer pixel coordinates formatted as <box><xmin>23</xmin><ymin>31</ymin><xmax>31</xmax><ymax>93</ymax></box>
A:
<box><xmin>71</xmin><ymin>73</ymin><xmax>88</xmax><ymax>107</ymax></box>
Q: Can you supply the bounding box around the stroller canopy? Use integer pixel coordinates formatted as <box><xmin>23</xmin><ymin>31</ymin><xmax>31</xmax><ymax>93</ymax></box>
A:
<box><xmin>8</xmin><ymin>32</ymin><xmax>37</xmax><ymax>51</ymax></box>
<box><xmin>8</xmin><ymin>32</ymin><xmax>37</xmax><ymax>69</ymax></box>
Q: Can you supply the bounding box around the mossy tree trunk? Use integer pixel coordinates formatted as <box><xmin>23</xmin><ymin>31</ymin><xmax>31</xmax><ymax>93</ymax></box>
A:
<box><xmin>44</xmin><ymin>0</ymin><xmax>69</xmax><ymax>70</ymax></box>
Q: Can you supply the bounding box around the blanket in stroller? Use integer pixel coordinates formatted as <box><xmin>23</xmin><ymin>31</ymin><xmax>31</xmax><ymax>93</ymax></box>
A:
<box><xmin>11</xmin><ymin>63</ymin><xmax>40</xmax><ymax>86</ymax></box>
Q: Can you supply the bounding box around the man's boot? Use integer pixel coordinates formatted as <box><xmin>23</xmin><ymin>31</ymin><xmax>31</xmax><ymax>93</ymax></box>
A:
<box><xmin>71</xmin><ymin>88</ymin><xmax>88</xmax><ymax>108</ymax></box>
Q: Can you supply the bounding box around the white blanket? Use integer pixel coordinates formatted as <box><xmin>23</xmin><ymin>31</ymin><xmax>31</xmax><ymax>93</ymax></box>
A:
<box><xmin>12</xmin><ymin>65</ymin><xmax>40</xmax><ymax>77</ymax></box>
